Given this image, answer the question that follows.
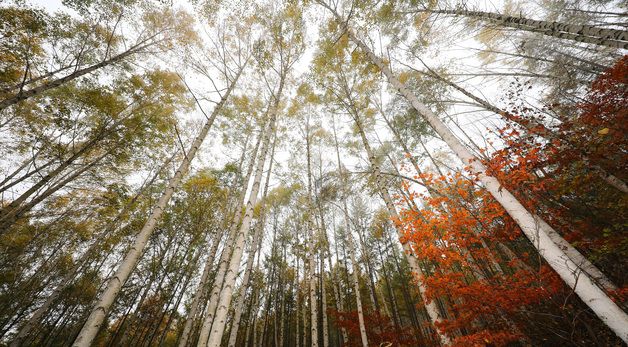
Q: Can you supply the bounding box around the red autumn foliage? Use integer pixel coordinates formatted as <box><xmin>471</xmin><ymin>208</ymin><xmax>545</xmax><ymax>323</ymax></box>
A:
<box><xmin>394</xmin><ymin>56</ymin><xmax>627</xmax><ymax>346</ymax></box>
<box><xmin>328</xmin><ymin>309</ymin><xmax>418</xmax><ymax>346</ymax></box>
<box><xmin>397</xmin><ymin>172</ymin><xmax>561</xmax><ymax>346</ymax></box>
<box><xmin>484</xmin><ymin>55</ymin><xmax>627</xmax><ymax>285</ymax></box>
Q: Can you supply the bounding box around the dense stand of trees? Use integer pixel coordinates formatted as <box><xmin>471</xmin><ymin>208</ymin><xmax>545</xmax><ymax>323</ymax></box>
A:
<box><xmin>0</xmin><ymin>0</ymin><xmax>626</xmax><ymax>346</ymax></box>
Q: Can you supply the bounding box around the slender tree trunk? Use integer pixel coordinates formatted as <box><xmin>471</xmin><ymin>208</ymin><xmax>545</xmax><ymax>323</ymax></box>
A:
<box><xmin>196</xmin><ymin>114</ymin><xmax>267</xmax><ymax>346</ymax></box>
<box><xmin>304</xmin><ymin>115</ymin><xmax>320</xmax><ymax>347</ymax></box>
<box><xmin>319</xmin><ymin>202</ymin><xmax>349</xmax><ymax>346</ymax></box>
<box><xmin>203</xmin><ymin>91</ymin><xmax>280</xmax><ymax>346</ymax></box>
<box><xmin>417</xmin><ymin>8</ymin><xmax>628</xmax><ymax>49</ymax></box>
<box><xmin>345</xmin><ymin>219</ymin><xmax>369</xmax><ymax>347</ymax></box>
<box><xmin>0</xmin><ymin>41</ymin><xmax>152</xmax><ymax>110</ymax></box>
<box><xmin>71</xmin><ymin>64</ymin><xmax>245</xmax><ymax>347</ymax></box>
<box><xmin>330</xmin><ymin>18</ymin><xmax>628</xmax><ymax>341</ymax></box>
<box><xmin>278</xmin><ymin>243</ymin><xmax>286</xmax><ymax>347</ymax></box>
<box><xmin>245</xmin><ymin>244</ymin><xmax>265</xmax><ymax>347</ymax></box>
<box><xmin>194</xmin><ymin>112</ymin><xmax>266</xmax><ymax>346</ymax></box>
<box><xmin>177</xmin><ymin>229</ymin><xmax>223</xmax><ymax>347</ymax></box>
<box><xmin>295</xmin><ymin>256</ymin><xmax>301</xmax><ymax>347</ymax></box>
<box><xmin>331</xmin><ymin>116</ymin><xmax>369</xmax><ymax>347</ymax></box>
<box><xmin>320</xmin><ymin>253</ymin><xmax>329</xmax><ymax>347</ymax></box>
<box><xmin>375</xmin><ymin>239</ymin><xmax>402</xmax><ymax>333</ymax></box>
<box><xmin>146</xmin><ymin>245</ymin><xmax>200</xmax><ymax>347</ymax></box>
<box><xmin>261</xmin><ymin>227</ymin><xmax>279</xmax><ymax>347</ymax></box>
<box><xmin>226</xmin><ymin>132</ymin><xmax>276</xmax><ymax>347</ymax></box>
<box><xmin>355</xmin><ymin>224</ymin><xmax>379</xmax><ymax>312</ymax></box>
<box><xmin>158</xmin><ymin>260</ymin><xmax>197</xmax><ymax>347</ymax></box>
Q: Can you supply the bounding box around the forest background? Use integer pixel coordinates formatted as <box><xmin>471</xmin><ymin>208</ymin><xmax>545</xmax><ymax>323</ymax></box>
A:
<box><xmin>0</xmin><ymin>0</ymin><xmax>626</xmax><ymax>346</ymax></box>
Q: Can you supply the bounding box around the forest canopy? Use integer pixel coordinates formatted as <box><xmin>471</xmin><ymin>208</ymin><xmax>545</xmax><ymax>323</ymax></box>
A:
<box><xmin>0</xmin><ymin>0</ymin><xmax>626</xmax><ymax>346</ymax></box>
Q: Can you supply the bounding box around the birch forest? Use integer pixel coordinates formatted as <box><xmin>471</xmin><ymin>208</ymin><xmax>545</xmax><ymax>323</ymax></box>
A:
<box><xmin>0</xmin><ymin>0</ymin><xmax>627</xmax><ymax>345</ymax></box>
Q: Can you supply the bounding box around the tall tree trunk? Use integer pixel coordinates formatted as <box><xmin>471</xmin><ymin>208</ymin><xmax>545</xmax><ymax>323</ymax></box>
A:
<box><xmin>278</xmin><ymin>253</ymin><xmax>286</xmax><ymax>347</ymax></box>
<box><xmin>146</xmin><ymin>243</ymin><xmax>200</xmax><ymax>347</ymax></box>
<box><xmin>177</xmin><ymin>229</ymin><xmax>223</xmax><ymax>347</ymax></box>
<box><xmin>71</xmin><ymin>64</ymin><xmax>245</xmax><ymax>347</ymax></box>
<box><xmin>226</xmin><ymin>131</ymin><xmax>276</xmax><ymax>347</ymax></box>
<box><xmin>355</xmin><ymin>223</ymin><xmax>379</xmax><ymax>312</ymax></box>
<box><xmin>319</xmin><ymin>252</ymin><xmax>329</xmax><ymax>347</ymax></box>
<box><xmin>417</xmin><ymin>8</ymin><xmax>628</xmax><ymax>49</ymax></box>
<box><xmin>375</xmin><ymin>239</ymin><xmax>402</xmax><ymax>333</ymax></box>
<box><xmin>196</xmin><ymin>113</ymin><xmax>268</xmax><ymax>345</ymax></box>
<box><xmin>304</xmin><ymin>115</ymin><xmax>320</xmax><ymax>347</ymax></box>
<box><xmin>158</xmin><ymin>255</ymin><xmax>199</xmax><ymax>347</ymax></box>
<box><xmin>0</xmin><ymin>40</ymin><xmax>154</xmax><ymax>110</ymax></box>
<box><xmin>318</xmin><ymin>201</ymin><xmax>349</xmax><ymax>346</ymax></box>
<box><xmin>325</xmin><ymin>15</ymin><xmax>628</xmax><ymax>341</ymax></box>
<box><xmin>261</xmin><ymin>226</ymin><xmax>279</xmax><ymax>347</ymax></box>
<box><xmin>344</xmin><ymin>217</ymin><xmax>369</xmax><ymax>347</ymax></box>
<box><xmin>203</xmin><ymin>89</ymin><xmax>281</xmax><ymax>346</ymax></box>
<box><xmin>331</xmin><ymin>116</ymin><xmax>369</xmax><ymax>347</ymax></box>
<box><xmin>295</xmin><ymin>256</ymin><xmax>301</xmax><ymax>347</ymax></box>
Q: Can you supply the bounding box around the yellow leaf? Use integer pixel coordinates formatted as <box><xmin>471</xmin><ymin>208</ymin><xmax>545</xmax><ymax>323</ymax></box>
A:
<box><xmin>598</xmin><ymin>128</ymin><xmax>610</xmax><ymax>135</ymax></box>
<box><xmin>398</xmin><ymin>71</ymin><xmax>411</xmax><ymax>84</ymax></box>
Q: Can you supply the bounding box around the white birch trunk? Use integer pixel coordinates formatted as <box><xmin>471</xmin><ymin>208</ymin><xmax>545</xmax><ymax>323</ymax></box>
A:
<box><xmin>196</xmin><ymin>115</ymin><xmax>267</xmax><ymax>345</ymax></box>
<box><xmin>304</xmin><ymin>115</ymin><xmax>320</xmax><ymax>347</ymax></box>
<box><xmin>226</xmin><ymin>133</ymin><xmax>276</xmax><ymax>347</ymax></box>
<box><xmin>308</xmin><ymin>240</ymin><xmax>319</xmax><ymax>347</ymax></box>
<box><xmin>203</xmin><ymin>104</ymin><xmax>279</xmax><ymax>347</ymax></box>
<box><xmin>295</xmin><ymin>257</ymin><xmax>301</xmax><ymax>347</ymax></box>
<box><xmin>322</xmin><ymin>226</ymin><xmax>349</xmax><ymax>345</ymax></box>
<box><xmin>332</xmin><ymin>116</ymin><xmax>369</xmax><ymax>347</ymax></box>
<box><xmin>424</xmin><ymin>9</ymin><xmax>628</xmax><ymax>49</ymax></box>
<box><xmin>346</xmin><ymin>225</ymin><xmax>369</xmax><ymax>347</ymax></box>
<box><xmin>178</xmin><ymin>231</ymin><xmax>223</xmax><ymax>347</ymax></box>
<box><xmin>195</xmin><ymin>177</ymin><xmax>243</xmax><ymax>345</ymax></box>
<box><xmin>224</xmin><ymin>231</ymin><xmax>259</xmax><ymax>347</ymax></box>
<box><xmin>320</xmin><ymin>255</ymin><xmax>329</xmax><ymax>347</ymax></box>
<box><xmin>72</xmin><ymin>66</ymin><xmax>244</xmax><ymax>347</ymax></box>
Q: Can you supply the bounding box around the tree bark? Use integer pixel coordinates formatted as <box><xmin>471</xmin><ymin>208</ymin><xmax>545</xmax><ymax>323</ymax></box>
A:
<box><xmin>417</xmin><ymin>8</ymin><xmax>628</xmax><ymax>49</ymax></box>
<box><xmin>304</xmin><ymin>115</ymin><xmax>320</xmax><ymax>347</ymax></box>
<box><xmin>177</xmin><ymin>229</ymin><xmax>223</xmax><ymax>347</ymax></box>
<box><xmin>226</xmin><ymin>130</ymin><xmax>276</xmax><ymax>347</ymax></box>
<box><xmin>202</xmin><ymin>87</ymin><xmax>281</xmax><ymax>347</ymax></box>
<box><xmin>196</xmin><ymin>114</ymin><xmax>268</xmax><ymax>345</ymax></box>
<box><xmin>331</xmin><ymin>116</ymin><xmax>369</xmax><ymax>347</ymax></box>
